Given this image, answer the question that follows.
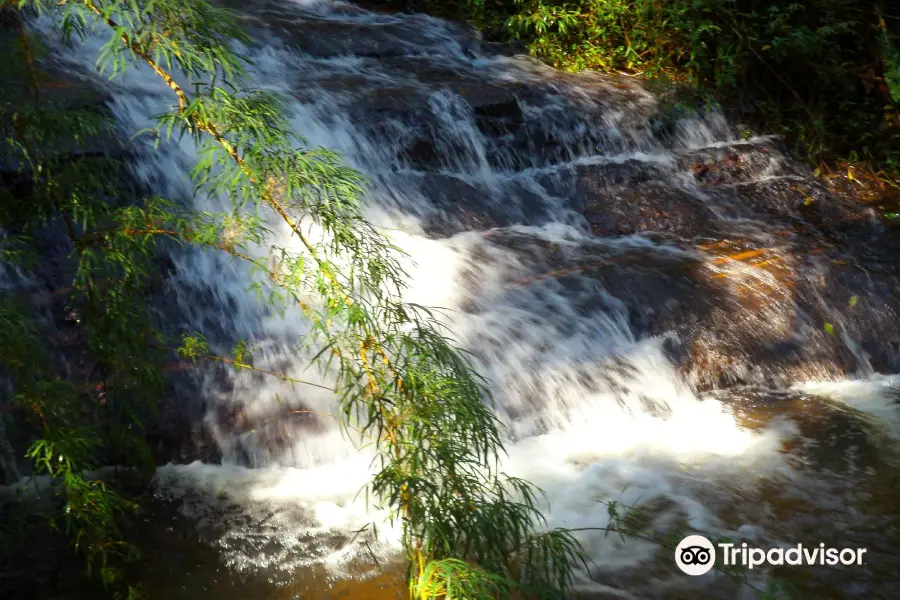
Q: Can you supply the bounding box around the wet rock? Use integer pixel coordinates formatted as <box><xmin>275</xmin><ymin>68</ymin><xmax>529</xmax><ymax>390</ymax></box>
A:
<box><xmin>581</xmin><ymin>180</ymin><xmax>714</xmax><ymax>238</ymax></box>
<box><xmin>148</xmin><ymin>385</ymin><xmax>223</xmax><ymax>465</ymax></box>
<box><xmin>272</xmin><ymin>19</ymin><xmax>426</xmax><ymax>59</ymax></box>
<box><xmin>355</xmin><ymin>76</ymin><xmax>549</xmax><ymax>171</ymax></box>
<box><xmin>380</xmin><ymin>56</ymin><xmax>535</xmax><ymax>98</ymax></box>
<box><xmin>416</xmin><ymin>175</ymin><xmax>501</xmax><ymax>234</ymax></box>
<box><xmin>481</xmin><ymin>38</ymin><xmax>528</xmax><ymax>58</ymax></box>
<box><xmin>237</xmin><ymin>10</ymin><xmax>483</xmax><ymax>59</ymax></box>
<box><xmin>556</xmin><ymin>161</ymin><xmax>717</xmax><ymax>238</ymax></box>
<box><xmin>471</xmin><ymin>96</ymin><xmax>525</xmax><ymax>138</ymax></box>
<box><xmin>464</xmin><ymin>228</ymin><xmax>869</xmax><ymax>394</ymax></box>
<box><xmin>384</xmin><ymin>173</ymin><xmax>558</xmax><ymax>236</ymax></box>
<box><xmin>801</xmin><ymin>259</ymin><xmax>900</xmax><ymax>375</ymax></box>
<box><xmin>344</xmin><ymin>56</ymin><xmax>653</xmax><ymax>172</ymax></box>
<box><xmin>0</xmin><ymin>60</ymin><xmax>216</xmax><ymax>469</ymax></box>
<box><xmin>0</xmin><ymin>62</ymin><xmax>124</xmax><ymax>184</ymax></box>
<box><xmin>511</xmin><ymin>220</ymin><xmax>900</xmax><ymax>392</ymax></box>
<box><xmin>716</xmin><ymin>178</ymin><xmax>878</xmax><ymax>231</ymax></box>
<box><xmin>677</xmin><ymin>139</ymin><xmax>802</xmax><ymax>186</ymax></box>
<box><xmin>648</xmin><ymin>100</ymin><xmax>727</xmax><ymax>146</ymax></box>
<box><xmin>675</xmin><ymin>231</ymin><xmax>900</xmax><ymax>389</ymax></box>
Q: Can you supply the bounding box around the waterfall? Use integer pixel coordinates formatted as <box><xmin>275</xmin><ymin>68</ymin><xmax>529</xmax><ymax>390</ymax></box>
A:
<box><xmin>10</xmin><ymin>0</ymin><xmax>900</xmax><ymax>597</ymax></box>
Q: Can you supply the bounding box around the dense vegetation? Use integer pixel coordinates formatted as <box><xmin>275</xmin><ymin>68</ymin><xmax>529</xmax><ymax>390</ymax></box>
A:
<box><xmin>387</xmin><ymin>0</ymin><xmax>900</xmax><ymax>177</ymax></box>
<box><xmin>0</xmin><ymin>0</ymin><xmax>582</xmax><ymax>597</ymax></box>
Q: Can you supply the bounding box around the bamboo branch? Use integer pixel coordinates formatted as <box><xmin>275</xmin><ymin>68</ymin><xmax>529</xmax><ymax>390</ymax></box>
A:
<box><xmin>14</xmin><ymin>5</ymin><xmax>40</xmax><ymax>102</ymax></box>
<box><xmin>155</xmin><ymin>343</ymin><xmax>336</xmax><ymax>392</ymax></box>
<box><xmin>80</xmin><ymin>1</ymin><xmax>340</xmax><ymax>299</ymax></box>
<box><xmin>79</xmin><ymin>0</ymin><xmax>390</xmax><ymax>408</ymax></box>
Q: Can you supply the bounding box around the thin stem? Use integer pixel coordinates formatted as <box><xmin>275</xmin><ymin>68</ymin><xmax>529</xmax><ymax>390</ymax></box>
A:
<box><xmin>14</xmin><ymin>5</ymin><xmax>40</xmax><ymax>102</ymax></box>
<box><xmin>155</xmin><ymin>343</ymin><xmax>336</xmax><ymax>392</ymax></box>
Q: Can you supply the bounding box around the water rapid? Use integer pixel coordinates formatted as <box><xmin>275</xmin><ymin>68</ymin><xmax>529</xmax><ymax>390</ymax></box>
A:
<box><xmin>14</xmin><ymin>0</ymin><xmax>900</xmax><ymax>598</ymax></box>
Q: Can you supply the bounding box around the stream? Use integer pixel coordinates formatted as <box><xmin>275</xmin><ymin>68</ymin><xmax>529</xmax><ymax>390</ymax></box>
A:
<box><xmin>6</xmin><ymin>0</ymin><xmax>900</xmax><ymax>598</ymax></box>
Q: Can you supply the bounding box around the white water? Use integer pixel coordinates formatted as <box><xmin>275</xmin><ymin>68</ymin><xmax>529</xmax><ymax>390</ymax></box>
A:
<box><xmin>22</xmin><ymin>0</ymin><xmax>900</xmax><ymax>595</ymax></box>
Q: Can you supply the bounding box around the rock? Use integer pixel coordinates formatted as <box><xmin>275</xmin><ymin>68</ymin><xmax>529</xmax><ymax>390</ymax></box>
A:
<box><xmin>380</xmin><ymin>172</ymin><xmax>560</xmax><ymax>236</ymax></box>
<box><xmin>648</xmin><ymin>99</ymin><xmax>729</xmax><ymax>148</ymax></box>
<box><xmin>677</xmin><ymin>139</ymin><xmax>802</xmax><ymax>186</ymax></box>
<box><xmin>581</xmin><ymin>180</ymin><xmax>714</xmax><ymax>238</ymax></box>
<box><xmin>551</xmin><ymin>161</ymin><xmax>717</xmax><ymax>238</ymax></box>
<box><xmin>713</xmin><ymin>178</ymin><xmax>876</xmax><ymax>229</ymax></box>
<box><xmin>415</xmin><ymin>174</ymin><xmax>501</xmax><ymax>234</ymax></box>
<box><xmin>148</xmin><ymin>376</ymin><xmax>223</xmax><ymax>465</ymax></box>
<box><xmin>234</xmin><ymin>10</ymin><xmax>483</xmax><ymax>59</ymax></box>
<box><xmin>676</xmin><ymin>228</ymin><xmax>900</xmax><ymax>389</ymax></box>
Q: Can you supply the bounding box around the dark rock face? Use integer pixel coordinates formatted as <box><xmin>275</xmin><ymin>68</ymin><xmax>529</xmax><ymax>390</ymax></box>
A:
<box><xmin>411</xmin><ymin>173</ymin><xmax>501</xmax><ymax>234</ymax></box>
<box><xmin>677</xmin><ymin>139</ymin><xmax>801</xmax><ymax>185</ymax></box>
<box><xmin>219</xmin><ymin>0</ymin><xmax>486</xmax><ymax>59</ymax></box>
<box><xmin>573</xmin><ymin>169</ymin><xmax>715</xmax><ymax>238</ymax></box>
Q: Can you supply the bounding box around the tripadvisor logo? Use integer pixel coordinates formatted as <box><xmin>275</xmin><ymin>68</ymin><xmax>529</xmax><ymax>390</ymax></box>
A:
<box><xmin>675</xmin><ymin>535</ymin><xmax>868</xmax><ymax>576</ymax></box>
<box><xmin>675</xmin><ymin>535</ymin><xmax>716</xmax><ymax>575</ymax></box>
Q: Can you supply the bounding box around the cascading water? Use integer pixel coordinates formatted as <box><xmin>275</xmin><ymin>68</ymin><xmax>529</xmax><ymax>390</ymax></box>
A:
<box><xmin>12</xmin><ymin>0</ymin><xmax>900</xmax><ymax>597</ymax></box>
